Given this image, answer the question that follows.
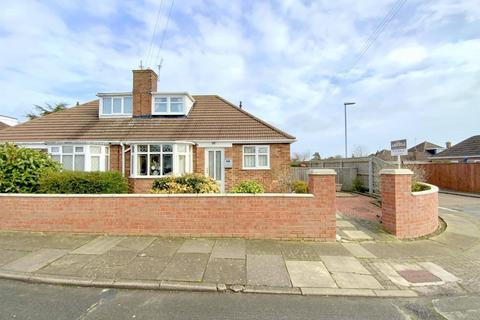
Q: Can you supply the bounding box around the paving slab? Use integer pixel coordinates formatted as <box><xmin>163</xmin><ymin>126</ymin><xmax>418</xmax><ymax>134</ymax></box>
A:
<box><xmin>246</xmin><ymin>254</ymin><xmax>291</xmax><ymax>287</ymax></box>
<box><xmin>419</xmin><ymin>262</ymin><xmax>460</xmax><ymax>282</ymax></box>
<box><xmin>285</xmin><ymin>261</ymin><xmax>336</xmax><ymax>288</ymax></box>
<box><xmin>159</xmin><ymin>253</ymin><xmax>209</xmax><ymax>282</ymax></box>
<box><xmin>112</xmin><ymin>237</ymin><xmax>156</xmax><ymax>252</ymax></box>
<box><xmin>310</xmin><ymin>243</ymin><xmax>353</xmax><ymax>257</ymax></box>
<box><xmin>278</xmin><ymin>242</ymin><xmax>321</xmax><ymax>261</ymax></box>
<box><xmin>374</xmin><ymin>289</ymin><xmax>418</xmax><ymax>297</ymax></box>
<box><xmin>36</xmin><ymin>254</ymin><xmax>96</xmax><ymax>276</ymax></box>
<box><xmin>372</xmin><ymin>262</ymin><xmax>410</xmax><ymax>287</ymax></box>
<box><xmin>332</xmin><ymin>272</ymin><xmax>383</xmax><ymax>289</ymax></box>
<box><xmin>397</xmin><ymin>270</ymin><xmax>441</xmax><ymax>284</ymax></box>
<box><xmin>210</xmin><ymin>239</ymin><xmax>245</xmax><ymax>259</ymax></box>
<box><xmin>246</xmin><ymin>240</ymin><xmax>282</xmax><ymax>255</ymax></box>
<box><xmin>203</xmin><ymin>258</ymin><xmax>246</xmax><ymax>284</ymax></box>
<box><xmin>321</xmin><ymin>256</ymin><xmax>370</xmax><ymax>274</ymax></box>
<box><xmin>336</xmin><ymin>221</ymin><xmax>355</xmax><ymax>228</ymax></box>
<box><xmin>140</xmin><ymin>238</ymin><xmax>183</xmax><ymax>257</ymax></box>
<box><xmin>117</xmin><ymin>256</ymin><xmax>170</xmax><ymax>280</ymax></box>
<box><xmin>1</xmin><ymin>249</ymin><xmax>69</xmax><ymax>273</ymax></box>
<box><xmin>71</xmin><ymin>237</ymin><xmax>124</xmax><ymax>255</ymax></box>
<box><xmin>177</xmin><ymin>239</ymin><xmax>215</xmax><ymax>254</ymax></box>
<box><xmin>343</xmin><ymin>230</ymin><xmax>373</xmax><ymax>240</ymax></box>
<box><xmin>341</xmin><ymin>243</ymin><xmax>376</xmax><ymax>258</ymax></box>
<box><xmin>0</xmin><ymin>249</ymin><xmax>30</xmax><ymax>267</ymax></box>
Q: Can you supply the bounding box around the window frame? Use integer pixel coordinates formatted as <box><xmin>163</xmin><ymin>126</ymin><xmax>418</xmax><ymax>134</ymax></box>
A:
<box><xmin>48</xmin><ymin>145</ymin><xmax>109</xmax><ymax>172</ymax></box>
<box><xmin>99</xmin><ymin>96</ymin><xmax>133</xmax><ymax>117</ymax></box>
<box><xmin>151</xmin><ymin>96</ymin><xmax>186</xmax><ymax>115</ymax></box>
<box><xmin>242</xmin><ymin>145</ymin><xmax>270</xmax><ymax>170</ymax></box>
<box><xmin>130</xmin><ymin>143</ymin><xmax>193</xmax><ymax>178</ymax></box>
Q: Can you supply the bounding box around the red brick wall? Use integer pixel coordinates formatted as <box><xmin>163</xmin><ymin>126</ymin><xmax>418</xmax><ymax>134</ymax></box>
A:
<box><xmin>408</xmin><ymin>163</ymin><xmax>480</xmax><ymax>193</ymax></box>
<box><xmin>0</xmin><ymin>171</ymin><xmax>336</xmax><ymax>241</ymax></box>
<box><xmin>132</xmin><ymin>69</ymin><xmax>157</xmax><ymax>117</ymax></box>
<box><xmin>380</xmin><ymin>170</ymin><xmax>438</xmax><ymax>239</ymax></box>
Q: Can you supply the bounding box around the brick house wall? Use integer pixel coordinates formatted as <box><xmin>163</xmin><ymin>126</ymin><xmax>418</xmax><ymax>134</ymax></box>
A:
<box><xmin>0</xmin><ymin>170</ymin><xmax>336</xmax><ymax>241</ymax></box>
<box><xmin>111</xmin><ymin>143</ymin><xmax>291</xmax><ymax>193</ymax></box>
<box><xmin>380</xmin><ymin>169</ymin><xmax>439</xmax><ymax>239</ymax></box>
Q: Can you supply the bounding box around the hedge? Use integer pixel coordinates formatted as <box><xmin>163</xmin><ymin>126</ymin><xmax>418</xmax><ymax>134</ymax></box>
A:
<box><xmin>152</xmin><ymin>173</ymin><xmax>220</xmax><ymax>194</ymax></box>
<box><xmin>231</xmin><ymin>180</ymin><xmax>264</xmax><ymax>194</ymax></box>
<box><xmin>39</xmin><ymin>171</ymin><xmax>129</xmax><ymax>194</ymax></box>
<box><xmin>0</xmin><ymin>144</ymin><xmax>60</xmax><ymax>193</ymax></box>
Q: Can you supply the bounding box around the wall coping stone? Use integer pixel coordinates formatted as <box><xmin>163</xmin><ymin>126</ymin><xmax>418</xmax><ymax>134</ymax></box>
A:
<box><xmin>411</xmin><ymin>183</ymin><xmax>439</xmax><ymax>196</ymax></box>
<box><xmin>308</xmin><ymin>169</ymin><xmax>337</xmax><ymax>175</ymax></box>
<box><xmin>379</xmin><ymin>169</ymin><xmax>413</xmax><ymax>175</ymax></box>
<box><xmin>0</xmin><ymin>193</ymin><xmax>314</xmax><ymax>198</ymax></box>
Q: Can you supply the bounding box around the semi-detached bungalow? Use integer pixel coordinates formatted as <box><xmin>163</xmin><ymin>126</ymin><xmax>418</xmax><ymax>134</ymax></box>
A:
<box><xmin>0</xmin><ymin>69</ymin><xmax>295</xmax><ymax>193</ymax></box>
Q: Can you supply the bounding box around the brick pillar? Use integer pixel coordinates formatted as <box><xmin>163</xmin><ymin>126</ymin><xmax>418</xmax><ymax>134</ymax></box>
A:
<box><xmin>380</xmin><ymin>169</ymin><xmax>413</xmax><ymax>236</ymax></box>
<box><xmin>132</xmin><ymin>69</ymin><xmax>157</xmax><ymax>117</ymax></box>
<box><xmin>308</xmin><ymin>169</ymin><xmax>337</xmax><ymax>240</ymax></box>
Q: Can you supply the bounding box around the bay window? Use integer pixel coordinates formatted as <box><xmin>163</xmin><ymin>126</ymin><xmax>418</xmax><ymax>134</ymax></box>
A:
<box><xmin>131</xmin><ymin>143</ymin><xmax>192</xmax><ymax>177</ymax></box>
<box><xmin>49</xmin><ymin>145</ymin><xmax>110</xmax><ymax>172</ymax></box>
<box><xmin>243</xmin><ymin>145</ymin><xmax>270</xmax><ymax>169</ymax></box>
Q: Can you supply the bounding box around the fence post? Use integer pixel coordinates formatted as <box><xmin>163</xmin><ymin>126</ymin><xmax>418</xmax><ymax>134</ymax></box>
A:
<box><xmin>368</xmin><ymin>157</ymin><xmax>373</xmax><ymax>194</ymax></box>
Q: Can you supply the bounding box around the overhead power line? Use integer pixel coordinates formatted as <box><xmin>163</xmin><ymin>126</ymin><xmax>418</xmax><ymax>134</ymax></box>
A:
<box><xmin>153</xmin><ymin>0</ymin><xmax>175</xmax><ymax>70</ymax></box>
<box><xmin>348</xmin><ymin>0</ymin><xmax>407</xmax><ymax>71</ymax></box>
<box><xmin>145</xmin><ymin>0</ymin><xmax>165</xmax><ymax>68</ymax></box>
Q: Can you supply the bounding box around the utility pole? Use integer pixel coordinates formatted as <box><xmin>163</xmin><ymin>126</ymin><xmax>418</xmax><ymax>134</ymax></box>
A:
<box><xmin>343</xmin><ymin>102</ymin><xmax>356</xmax><ymax>158</ymax></box>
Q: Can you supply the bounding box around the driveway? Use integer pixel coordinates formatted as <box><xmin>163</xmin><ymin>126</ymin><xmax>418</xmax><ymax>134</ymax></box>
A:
<box><xmin>439</xmin><ymin>193</ymin><xmax>480</xmax><ymax>215</ymax></box>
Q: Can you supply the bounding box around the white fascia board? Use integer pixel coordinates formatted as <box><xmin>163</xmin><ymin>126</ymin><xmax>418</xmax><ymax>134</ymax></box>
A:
<box><xmin>193</xmin><ymin>139</ymin><xmax>296</xmax><ymax>144</ymax></box>
<box><xmin>152</xmin><ymin>92</ymin><xmax>195</xmax><ymax>102</ymax></box>
<box><xmin>429</xmin><ymin>155</ymin><xmax>480</xmax><ymax>159</ymax></box>
<box><xmin>96</xmin><ymin>92</ymin><xmax>132</xmax><ymax>97</ymax></box>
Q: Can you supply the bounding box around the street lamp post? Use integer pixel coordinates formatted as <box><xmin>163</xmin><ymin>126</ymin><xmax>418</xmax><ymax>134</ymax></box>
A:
<box><xmin>343</xmin><ymin>102</ymin><xmax>356</xmax><ymax>158</ymax></box>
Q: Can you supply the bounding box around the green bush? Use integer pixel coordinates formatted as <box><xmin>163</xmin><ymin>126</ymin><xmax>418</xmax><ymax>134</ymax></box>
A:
<box><xmin>411</xmin><ymin>182</ymin><xmax>431</xmax><ymax>192</ymax></box>
<box><xmin>351</xmin><ymin>177</ymin><xmax>368</xmax><ymax>193</ymax></box>
<box><xmin>39</xmin><ymin>171</ymin><xmax>128</xmax><ymax>194</ymax></box>
<box><xmin>291</xmin><ymin>180</ymin><xmax>308</xmax><ymax>193</ymax></box>
<box><xmin>231</xmin><ymin>180</ymin><xmax>264</xmax><ymax>194</ymax></box>
<box><xmin>0</xmin><ymin>144</ymin><xmax>60</xmax><ymax>193</ymax></box>
<box><xmin>152</xmin><ymin>173</ymin><xmax>220</xmax><ymax>194</ymax></box>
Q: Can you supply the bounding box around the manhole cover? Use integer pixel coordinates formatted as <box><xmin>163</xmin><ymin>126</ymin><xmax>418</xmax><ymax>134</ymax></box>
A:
<box><xmin>398</xmin><ymin>270</ymin><xmax>442</xmax><ymax>283</ymax></box>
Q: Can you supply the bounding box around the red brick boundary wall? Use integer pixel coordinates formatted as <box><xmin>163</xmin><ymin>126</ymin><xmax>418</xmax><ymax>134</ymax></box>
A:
<box><xmin>0</xmin><ymin>170</ymin><xmax>336</xmax><ymax>241</ymax></box>
<box><xmin>380</xmin><ymin>169</ymin><xmax>439</xmax><ymax>239</ymax></box>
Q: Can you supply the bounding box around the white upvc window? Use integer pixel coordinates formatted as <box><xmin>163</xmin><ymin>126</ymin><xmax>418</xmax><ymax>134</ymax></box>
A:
<box><xmin>243</xmin><ymin>145</ymin><xmax>270</xmax><ymax>169</ymax></box>
<box><xmin>100</xmin><ymin>96</ymin><xmax>132</xmax><ymax>117</ymax></box>
<box><xmin>49</xmin><ymin>145</ymin><xmax>110</xmax><ymax>172</ymax></box>
<box><xmin>131</xmin><ymin>143</ymin><xmax>193</xmax><ymax>177</ymax></box>
<box><xmin>152</xmin><ymin>96</ymin><xmax>185</xmax><ymax>115</ymax></box>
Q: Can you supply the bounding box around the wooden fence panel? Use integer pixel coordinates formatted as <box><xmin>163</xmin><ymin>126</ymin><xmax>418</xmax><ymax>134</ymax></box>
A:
<box><xmin>409</xmin><ymin>163</ymin><xmax>480</xmax><ymax>193</ymax></box>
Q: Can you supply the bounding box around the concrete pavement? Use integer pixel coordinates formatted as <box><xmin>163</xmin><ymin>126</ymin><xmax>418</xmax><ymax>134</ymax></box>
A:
<box><xmin>0</xmin><ymin>193</ymin><xmax>479</xmax><ymax>300</ymax></box>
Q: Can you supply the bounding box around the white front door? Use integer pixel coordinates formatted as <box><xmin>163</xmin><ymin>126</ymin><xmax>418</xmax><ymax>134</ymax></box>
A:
<box><xmin>205</xmin><ymin>148</ymin><xmax>224</xmax><ymax>192</ymax></box>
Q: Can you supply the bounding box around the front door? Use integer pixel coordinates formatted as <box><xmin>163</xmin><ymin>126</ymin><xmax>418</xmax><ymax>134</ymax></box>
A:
<box><xmin>205</xmin><ymin>148</ymin><xmax>224</xmax><ymax>192</ymax></box>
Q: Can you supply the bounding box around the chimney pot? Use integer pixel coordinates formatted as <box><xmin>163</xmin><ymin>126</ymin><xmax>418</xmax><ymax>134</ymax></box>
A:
<box><xmin>132</xmin><ymin>69</ymin><xmax>158</xmax><ymax>117</ymax></box>
<box><xmin>446</xmin><ymin>141</ymin><xmax>452</xmax><ymax>149</ymax></box>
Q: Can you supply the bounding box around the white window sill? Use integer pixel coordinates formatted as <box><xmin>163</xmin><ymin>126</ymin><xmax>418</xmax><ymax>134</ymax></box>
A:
<box><xmin>242</xmin><ymin>167</ymin><xmax>270</xmax><ymax>170</ymax></box>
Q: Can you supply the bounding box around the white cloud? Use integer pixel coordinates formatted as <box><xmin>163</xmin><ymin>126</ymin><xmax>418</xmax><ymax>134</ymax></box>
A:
<box><xmin>0</xmin><ymin>0</ymin><xmax>478</xmax><ymax>157</ymax></box>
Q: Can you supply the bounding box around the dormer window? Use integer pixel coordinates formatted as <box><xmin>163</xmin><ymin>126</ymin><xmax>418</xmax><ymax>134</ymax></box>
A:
<box><xmin>153</xmin><ymin>96</ymin><xmax>185</xmax><ymax>115</ymax></box>
<box><xmin>99</xmin><ymin>95</ymin><xmax>133</xmax><ymax>118</ymax></box>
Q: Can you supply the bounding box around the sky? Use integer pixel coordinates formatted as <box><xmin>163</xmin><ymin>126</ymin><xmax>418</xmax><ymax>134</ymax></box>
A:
<box><xmin>0</xmin><ymin>0</ymin><xmax>479</xmax><ymax>157</ymax></box>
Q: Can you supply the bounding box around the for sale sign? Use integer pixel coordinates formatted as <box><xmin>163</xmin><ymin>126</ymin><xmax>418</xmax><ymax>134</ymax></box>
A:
<box><xmin>391</xmin><ymin>139</ymin><xmax>408</xmax><ymax>156</ymax></box>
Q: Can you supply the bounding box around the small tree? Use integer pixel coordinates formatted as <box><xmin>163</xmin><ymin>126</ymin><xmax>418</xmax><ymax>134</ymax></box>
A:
<box><xmin>26</xmin><ymin>103</ymin><xmax>68</xmax><ymax>120</ymax></box>
<box><xmin>0</xmin><ymin>144</ymin><xmax>60</xmax><ymax>193</ymax></box>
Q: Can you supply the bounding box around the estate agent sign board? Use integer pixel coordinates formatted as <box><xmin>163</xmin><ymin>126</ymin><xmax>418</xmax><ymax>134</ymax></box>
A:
<box><xmin>391</xmin><ymin>139</ymin><xmax>408</xmax><ymax>156</ymax></box>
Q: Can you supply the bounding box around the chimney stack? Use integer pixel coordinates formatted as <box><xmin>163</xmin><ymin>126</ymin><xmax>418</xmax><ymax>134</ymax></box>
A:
<box><xmin>132</xmin><ymin>69</ymin><xmax>157</xmax><ymax>117</ymax></box>
<box><xmin>446</xmin><ymin>141</ymin><xmax>452</xmax><ymax>149</ymax></box>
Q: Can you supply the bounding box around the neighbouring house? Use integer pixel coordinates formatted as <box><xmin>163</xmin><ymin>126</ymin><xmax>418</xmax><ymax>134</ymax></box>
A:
<box><xmin>430</xmin><ymin>135</ymin><xmax>480</xmax><ymax>162</ymax></box>
<box><xmin>0</xmin><ymin>69</ymin><xmax>295</xmax><ymax>193</ymax></box>
<box><xmin>0</xmin><ymin>115</ymin><xmax>19</xmax><ymax>130</ymax></box>
<box><xmin>374</xmin><ymin>141</ymin><xmax>445</xmax><ymax>161</ymax></box>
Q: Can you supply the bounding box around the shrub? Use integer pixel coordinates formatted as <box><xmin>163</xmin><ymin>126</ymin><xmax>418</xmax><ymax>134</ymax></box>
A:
<box><xmin>231</xmin><ymin>180</ymin><xmax>264</xmax><ymax>194</ymax></box>
<box><xmin>291</xmin><ymin>180</ymin><xmax>308</xmax><ymax>193</ymax></box>
<box><xmin>0</xmin><ymin>144</ymin><xmax>60</xmax><ymax>193</ymax></box>
<box><xmin>411</xmin><ymin>182</ymin><xmax>431</xmax><ymax>192</ymax></box>
<box><xmin>39</xmin><ymin>171</ymin><xmax>128</xmax><ymax>194</ymax></box>
<box><xmin>152</xmin><ymin>173</ymin><xmax>220</xmax><ymax>194</ymax></box>
<box><xmin>351</xmin><ymin>177</ymin><xmax>368</xmax><ymax>193</ymax></box>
